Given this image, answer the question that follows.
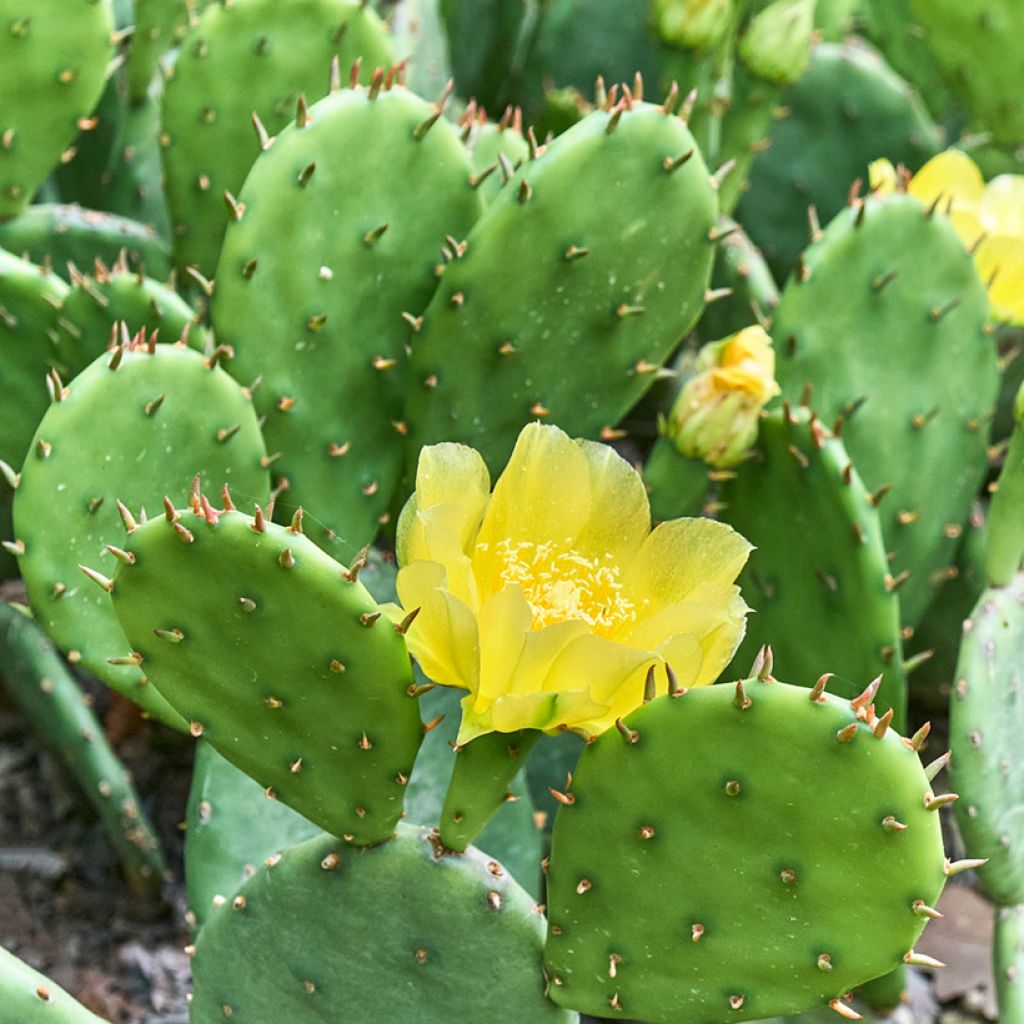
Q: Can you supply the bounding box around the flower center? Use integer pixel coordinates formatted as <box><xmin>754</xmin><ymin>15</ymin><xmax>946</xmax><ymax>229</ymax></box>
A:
<box><xmin>495</xmin><ymin>539</ymin><xmax>636</xmax><ymax>636</ymax></box>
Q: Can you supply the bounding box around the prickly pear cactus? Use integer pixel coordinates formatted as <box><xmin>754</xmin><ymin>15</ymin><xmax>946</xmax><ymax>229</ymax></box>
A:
<box><xmin>54</xmin><ymin>257</ymin><xmax>205</xmax><ymax>376</ymax></box>
<box><xmin>407</xmin><ymin>93</ymin><xmax>718</xmax><ymax>473</ymax></box>
<box><xmin>12</xmin><ymin>339</ymin><xmax>269</xmax><ymax>725</ymax></box>
<box><xmin>909</xmin><ymin>0</ymin><xmax>1024</xmax><ymax>147</ymax></box>
<box><xmin>0</xmin><ymin>0</ymin><xmax>115</xmax><ymax>219</ymax></box>
<box><xmin>719</xmin><ymin>407</ymin><xmax>908</xmax><ymax>723</ymax></box>
<box><xmin>189</xmin><ymin>825</ymin><xmax>576</xmax><ymax>1023</ymax></box>
<box><xmin>772</xmin><ymin>193</ymin><xmax>998</xmax><ymax>627</ymax></box>
<box><xmin>108</xmin><ymin>499</ymin><xmax>423</xmax><ymax>843</ymax></box>
<box><xmin>0</xmin><ymin>601</ymin><xmax>166</xmax><ymax>895</ymax></box>
<box><xmin>0</xmin><ymin>946</ymin><xmax>106</xmax><ymax>1023</ymax></box>
<box><xmin>185</xmin><ymin>740</ymin><xmax>319</xmax><ymax>930</ymax></box>
<box><xmin>161</xmin><ymin>0</ymin><xmax>393</xmax><ymax>276</ymax></box>
<box><xmin>951</xmin><ymin>578</ymin><xmax>1024</xmax><ymax>907</ymax></box>
<box><xmin>128</xmin><ymin>0</ymin><xmax>214</xmax><ymax>102</ymax></box>
<box><xmin>463</xmin><ymin>109</ymin><xmax>531</xmax><ymax>207</ymax></box>
<box><xmin>738</xmin><ymin>41</ymin><xmax>940</xmax><ymax>277</ymax></box>
<box><xmin>213</xmin><ymin>76</ymin><xmax>484</xmax><ymax>553</ymax></box>
<box><xmin>544</xmin><ymin>673</ymin><xmax>950</xmax><ymax>1022</ymax></box>
<box><xmin>0</xmin><ymin>204</ymin><xmax>172</xmax><ymax>280</ymax></box>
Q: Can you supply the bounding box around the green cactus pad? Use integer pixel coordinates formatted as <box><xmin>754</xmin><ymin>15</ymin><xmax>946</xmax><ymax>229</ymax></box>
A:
<box><xmin>772</xmin><ymin>193</ymin><xmax>997</xmax><ymax>627</ymax></box>
<box><xmin>0</xmin><ymin>946</ymin><xmax>105</xmax><ymax>1024</ymax></box>
<box><xmin>719</xmin><ymin>407</ymin><xmax>907</xmax><ymax>724</ymax></box>
<box><xmin>951</xmin><ymin>577</ymin><xmax>1024</xmax><ymax>906</ymax></box>
<box><xmin>0</xmin><ymin>204</ymin><xmax>172</xmax><ymax>281</ymax></box>
<box><xmin>996</xmin><ymin>905</ymin><xmax>1024</xmax><ymax>1023</ymax></box>
<box><xmin>54</xmin><ymin>258</ymin><xmax>205</xmax><ymax>377</ymax></box>
<box><xmin>698</xmin><ymin>218</ymin><xmax>779</xmax><ymax>342</ymax></box>
<box><xmin>128</xmin><ymin>0</ymin><xmax>214</xmax><ymax>103</ymax></box>
<box><xmin>213</xmin><ymin>80</ymin><xmax>484</xmax><ymax>553</ymax></box>
<box><xmin>185</xmin><ymin>740</ymin><xmax>319</xmax><ymax>930</ymax></box>
<box><xmin>109</xmin><ymin>501</ymin><xmax>423</xmax><ymax>844</ymax></box>
<box><xmin>910</xmin><ymin>0</ymin><xmax>1024</xmax><ymax>146</ymax></box>
<box><xmin>161</xmin><ymin>0</ymin><xmax>393</xmax><ymax>276</ymax></box>
<box><xmin>0</xmin><ymin>602</ymin><xmax>166</xmax><ymax>895</ymax></box>
<box><xmin>190</xmin><ymin>824</ymin><xmax>576</xmax><ymax>1024</ymax></box>
<box><xmin>543</xmin><ymin>675</ymin><xmax>948</xmax><ymax>1023</ymax></box>
<box><xmin>465</xmin><ymin>114</ymin><xmax>531</xmax><ymax>207</ymax></box>
<box><xmin>737</xmin><ymin>41</ymin><xmax>940</xmax><ymax>278</ymax></box>
<box><xmin>13</xmin><ymin>340</ymin><xmax>268</xmax><ymax>726</ymax></box>
<box><xmin>407</xmin><ymin>98</ymin><xmax>718</xmax><ymax>473</ymax></box>
<box><xmin>0</xmin><ymin>0</ymin><xmax>115</xmax><ymax>218</ymax></box>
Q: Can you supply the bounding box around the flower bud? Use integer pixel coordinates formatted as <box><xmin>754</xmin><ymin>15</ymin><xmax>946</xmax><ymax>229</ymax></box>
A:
<box><xmin>739</xmin><ymin>0</ymin><xmax>816</xmax><ymax>84</ymax></box>
<box><xmin>665</xmin><ymin>326</ymin><xmax>779</xmax><ymax>468</ymax></box>
<box><xmin>653</xmin><ymin>0</ymin><xmax>735</xmax><ymax>50</ymax></box>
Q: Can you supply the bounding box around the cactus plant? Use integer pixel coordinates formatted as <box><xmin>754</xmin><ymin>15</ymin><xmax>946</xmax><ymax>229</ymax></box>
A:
<box><xmin>189</xmin><ymin>825</ymin><xmax>576</xmax><ymax>1024</ymax></box>
<box><xmin>212</xmin><ymin>72</ymin><xmax>484</xmax><ymax>553</ymax></box>
<box><xmin>718</xmin><ymin>406</ymin><xmax>908</xmax><ymax>723</ymax></box>
<box><xmin>107</xmin><ymin>495</ymin><xmax>424</xmax><ymax>843</ymax></box>
<box><xmin>12</xmin><ymin>336</ymin><xmax>269</xmax><ymax>724</ymax></box>
<box><xmin>0</xmin><ymin>0</ymin><xmax>115</xmax><ymax>219</ymax></box>
<box><xmin>0</xmin><ymin>947</ymin><xmax>106</xmax><ymax>1024</ymax></box>
<box><xmin>406</xmin><ymin>94</ymin><xmax>718</xmax><ymax>473</ymax></box>
<box><xmin>0</xmin><ymin>601</ymin><xmax>166</xmax><ymax>895</ymax></box>
<box><xmin>544</xmin><ymin>670</ymin><xmax>950</xmax><ymax>1022</ymax></box>
<box><xmin>771</xmin><ymin>192</ymin><xmax>998</xmax><ymax>627</ymax></box>
<box><xmin>160</xmin><ymin>0</ymin><xmax>393</xmax><ymax>276</ymax></box>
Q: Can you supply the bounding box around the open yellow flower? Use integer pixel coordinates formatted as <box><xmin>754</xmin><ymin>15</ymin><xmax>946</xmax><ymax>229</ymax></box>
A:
<box><xmin>870</xmin><ymin>150</ymin><xmax>1024</xmax><ymax>324</ymax></box>
<box><xmin>392</xmin><ymin>423</ymin><xmax>752</xmax><ymax>744</ymax></box>
<box><xmin>666</xmin><ymin>325</ymin><xmax>780</xmax><ymax>468</ymax></box>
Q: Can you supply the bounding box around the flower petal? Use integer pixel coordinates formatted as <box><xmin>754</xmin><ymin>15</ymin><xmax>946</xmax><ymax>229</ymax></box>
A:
<box><xmin>981</xmin><ymin>175</ymin><xmax>1024</xmax><ymax>238</ymax></box>
<box><xmin>398</xmin><ymin>442</ymin><xmax>491</xmax><ymax>565</ymax></box>
<box><xmin>909</xmin><ymin>150</ymin><xmax>985</xmax><ymax>213</ymax></box>
<box><xmin>868</xmin><ymin>159</ymin><xmax>898</xmax><ymax>194</ymax></box>
<box><xmin>975</xmin><ymin>234</ymin><xmax>1024</xmax><ymax>326</ymax></box>
<box><xmin>396</xmin><ymin>562</ymin><xmax>480</xmax><ymax>693</ymax></box>
<box><xmin>621</xmin><ymin>518</ymin><xmax>753</xmax><ymax>623</ymax></box>
<box><xmin>473</xmin><ymin>424</ymin><xmax>592</xmax><ymax>596</ymax></box>
<box><xmin>571</xmin><ymin>438</ymin><xmax>651</xmax><ymax>566</ymax></box>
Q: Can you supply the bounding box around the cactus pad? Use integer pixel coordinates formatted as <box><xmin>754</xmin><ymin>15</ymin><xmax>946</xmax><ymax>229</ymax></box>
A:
<box><xmin>108</xmin><ymin>501</ymin><xmax>423</xmax><ymax>844</ymax></box>
<box><xmin>544</xmin><ymin>675</ymin><xmax>948</xmax><ymax>1022</ymax></box>
<box><xmin>719</xmin><ymin>407</ymin><xmax>907</xmax><ymax>722</ymax></box>
<box><xmin>772</xmin><ymin>193</ymin><xmax>997</xmax><ymax>626</ymax></box>
<box><xmin>54</xmin><ymin>259</ymin><xmax>205</xmax><ymax>377</ymax></box>
<box><xmin>13</xmin><ymin>340</ymin><xmax>268</xmax><ymax>725</ymax></box>
<box><xmin>951</xmin><ymin>576</ymin><xmax>1024</xmax><ymax>907</ymax></box>
<box><xmin>161</xmin><ymin>0</ymin><xmax>393</xmax><ymax>276</ymax></box>
<box><xmin>0</xmin><ymin>0</ymin><xmax>115</xmax><ymax>219</ymax></box>
<box><xmin>185</xmin><ymin>740</ymin><xmax>319</xmax><ymax>929</ymax></box>
<box><xmin>213</xmin><ymin>79</ymin><xmax>484</xmax><ymax>553</ymax></box>
<box><xmin>407</xmin><ymin>97</ymin><xmax>717</xmax><ymax>472</ymax></box>
<box><xmin>190</xmin><ymin>824</ymin><xmax>575</xmax><ymax>1023</ymax></box>
<box><xmin>738</xmin><ymin>41</ymin><xmax>940</xmax><ymax>278</ymax></box>
<box><xmin>0</xmin><ymin>204</ymin><xmax>172</xmax><ymax>281</ymax></box>
<box><xmin>0</xmin><ymin>947</ymin><xmax>105</xmax><ymax>1024</ymax></box>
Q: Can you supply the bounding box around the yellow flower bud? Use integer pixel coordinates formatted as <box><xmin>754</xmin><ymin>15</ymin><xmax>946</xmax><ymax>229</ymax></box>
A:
<box><xmin>666</xmin><ymin>326</ymin><xmax>780</xmax><ymax>468</ymax></box>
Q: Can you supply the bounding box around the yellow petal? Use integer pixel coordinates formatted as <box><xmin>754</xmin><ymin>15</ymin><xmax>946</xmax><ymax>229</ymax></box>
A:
<box><xmin>868</xmin><ymin>159</ymin><xmax>898</xmax><ymax>194</ymax></box>
<box><xmin>621</xmin><ymin>518</ymin><xmax>753</xmax><ymax>623</ymax></box>
<box><xmin>473</xmin><ymin>424</ymin><xmax>591</xmax><ymax>595</ymax></box>
<box><xmin>400</xmin><ymin>504</ymin><xmax>479</xmax><ymax>606</ymax></box>
<box><xmin>396</xmin><ymin>562</ymin><xmax>480</xmax><ymax>693</ymax></box>
<box><xmin>981</xmin><ymin>175</ymin><xmax>1024</xmax><ymax>238</ymax></box>
<box><xmin>571</xmin><ymin>438</ymin><xmax>650</xmax><ymax>566</ymax></box>
<box><xmin>909</xmin><ymin>150</ymin><xmax>985</xmax><ymax>213</ymax></box>
<box><xmin>975</xmin><ymin>235</ymin><xmax>1024</xmax><ymax>326</ymax></box>
<box><xmin>475</xmin><ymin>583</ymin><xmax>533</xmax><ymax>705</ymax></box>
<box><xmin>397</xmin><ymin>442</ymin><xmax>491</xmax><ymax>565</ymax></box>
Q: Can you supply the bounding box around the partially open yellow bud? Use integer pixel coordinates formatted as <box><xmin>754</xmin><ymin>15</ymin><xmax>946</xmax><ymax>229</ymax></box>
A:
<box><xmin>666</xmin><ymin>325</ymin><xmax>780</xmax><ymax>468</ymax></box>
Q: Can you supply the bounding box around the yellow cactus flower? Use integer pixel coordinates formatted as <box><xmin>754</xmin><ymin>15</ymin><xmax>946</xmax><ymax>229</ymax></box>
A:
<box><xmin>391</xmin><ymin>423</ymin><xmax>752</xmax><ymax>744</ymax></box>
<box><xmin>665</xmin><ymin>325</ymin><xmax>780</xmax><ymax>468</ymax></box>
<box><xmin>869</xmin><ymin>150</ymin><xmax>1024</xmax><ymax>324</ymax></box>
